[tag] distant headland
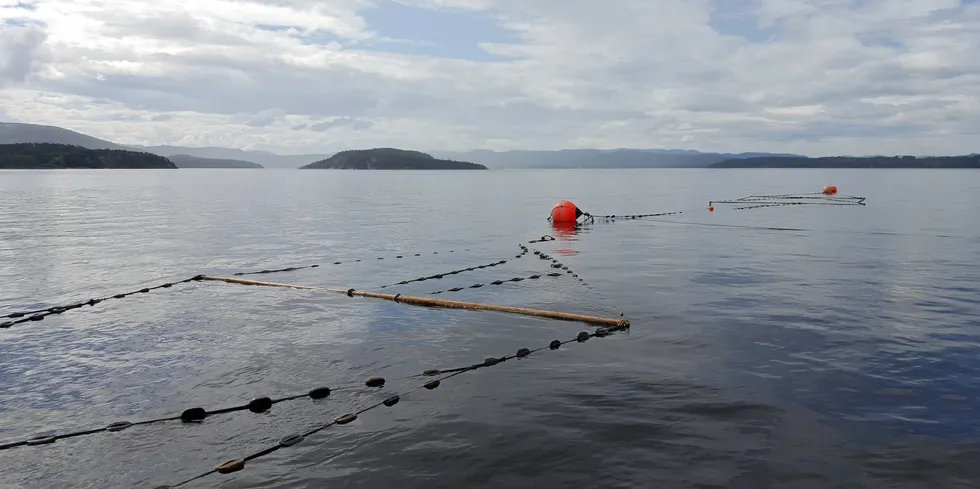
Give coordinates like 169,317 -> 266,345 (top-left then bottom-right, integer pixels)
710,155 -> 980,169
299,148 -> 487,170
0,143 -> 177,169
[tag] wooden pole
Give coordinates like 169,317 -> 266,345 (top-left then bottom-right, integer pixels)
198,276 -> 629,329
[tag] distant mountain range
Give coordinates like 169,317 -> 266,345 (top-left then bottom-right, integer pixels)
710,155 -> 980,168
0,123 -> 266,168
3,121 -> 976,169
426,149 -> 808,169
0,121 -> 805,169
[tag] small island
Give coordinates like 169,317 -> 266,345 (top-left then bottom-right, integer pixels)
0,143 -> 177,169
711,155 -> 980,169
167,154 -> 263,168
299,148 -> 487,170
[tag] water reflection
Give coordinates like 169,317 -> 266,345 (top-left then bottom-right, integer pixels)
549,220 -> 585,256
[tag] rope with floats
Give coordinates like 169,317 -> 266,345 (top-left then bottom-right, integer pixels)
0,381 -> 376,451
157,322 -> 627,488
0,276 -> 204,329
233,246 -> 479,277
708,186 -> 866,212
0,189 -> 873,487
378,258 -> 512,289
1,322 -> 628,487
0,244 -> 598,331
0,232 -> 630,486
1,187 -> 867,331
428,271 -> 565,295
544,186 -> 866,225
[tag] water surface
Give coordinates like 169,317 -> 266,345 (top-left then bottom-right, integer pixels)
1,168 -> 979,488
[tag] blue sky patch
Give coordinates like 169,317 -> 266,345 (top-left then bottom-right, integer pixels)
1,19 -> 29,27
257,24 -> 345,46
708,0 -> 776,43
856,31 -> 906,51
357,0 -> 518,61
256,24 -> 292,32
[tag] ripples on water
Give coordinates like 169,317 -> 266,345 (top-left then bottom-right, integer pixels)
1,169 -> 979,488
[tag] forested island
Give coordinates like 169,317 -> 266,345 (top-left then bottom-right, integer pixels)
299,148 -> 487,170
0,143 -> 177,169
167,154 -> 263,168
711,155 -> 980,168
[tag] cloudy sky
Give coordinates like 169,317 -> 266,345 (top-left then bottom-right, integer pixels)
1,0 -> 978,156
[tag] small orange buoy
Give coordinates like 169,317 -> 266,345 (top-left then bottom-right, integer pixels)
550,200 -> 583,223
822,185 -> 838,195
708,206 -> 714,212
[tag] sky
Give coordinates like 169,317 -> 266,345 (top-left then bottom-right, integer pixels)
0,0 -> 978,156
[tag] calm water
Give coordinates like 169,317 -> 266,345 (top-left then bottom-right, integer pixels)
1,168 -> 979,489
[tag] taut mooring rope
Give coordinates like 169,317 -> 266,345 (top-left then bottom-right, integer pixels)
197,276 -> 629,328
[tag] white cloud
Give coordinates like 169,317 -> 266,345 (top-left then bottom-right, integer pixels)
0,0 -> 978,156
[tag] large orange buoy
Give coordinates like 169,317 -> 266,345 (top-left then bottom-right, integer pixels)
822,185 -> 838,195
550,200 -> 583,223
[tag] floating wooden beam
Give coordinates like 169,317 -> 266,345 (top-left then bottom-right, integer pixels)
198,276 -> 629,329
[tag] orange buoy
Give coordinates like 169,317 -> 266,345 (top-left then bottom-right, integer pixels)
708,206 -> 714,212
550,200 -> 583,223
822,185 -> 838,195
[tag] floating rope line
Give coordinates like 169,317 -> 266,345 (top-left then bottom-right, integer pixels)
429,272 -> 565,295
0,276 -> 203,329
586,211 -> 684,221
0,379 -> 389,452
198,276 -> 629,328
531,249 -> 591,287
158,322 -> 629,488
727,201 -> 863,210
381,244 -> 534,290
528,245 -> 628,320
645,218 -> 809,232
516,244 -> 530,257
709,191 -> 866,211
233,248 -> 476,276
378,258 -> 510,289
